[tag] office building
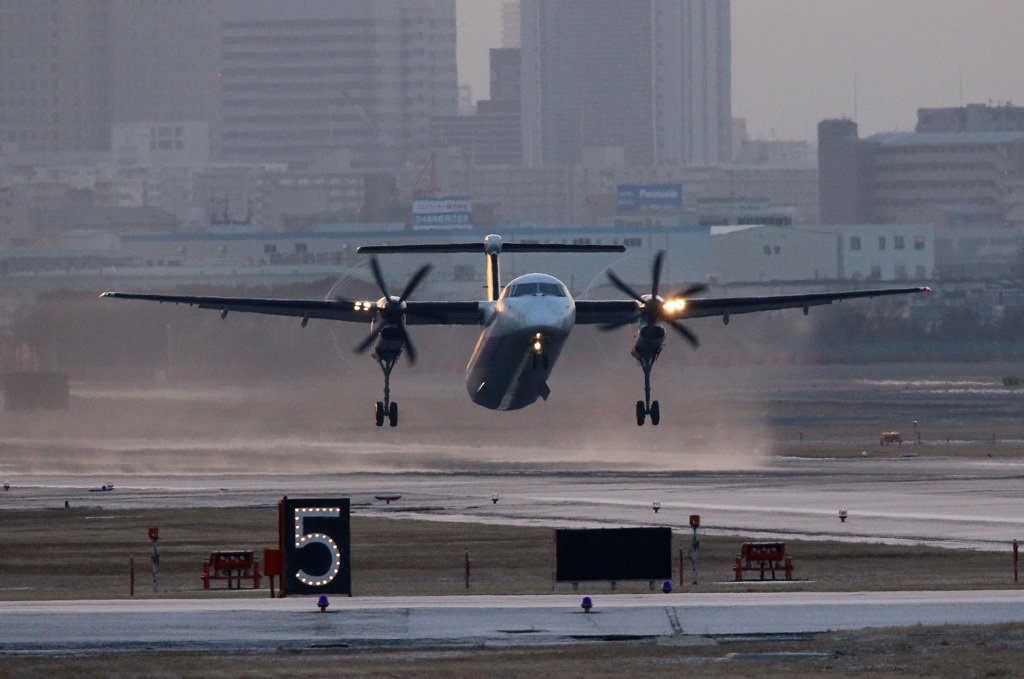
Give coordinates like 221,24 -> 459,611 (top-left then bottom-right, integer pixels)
1,1 -> 457,167
0,0 -> 112,153
216,0 -> 457,167
520,0 -> 731,166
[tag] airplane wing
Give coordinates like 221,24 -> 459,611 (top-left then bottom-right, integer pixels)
99,292 -> 483,325
575,286 -> 929,325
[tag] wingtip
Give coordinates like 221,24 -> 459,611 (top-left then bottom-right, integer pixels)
99,292 -> 111,298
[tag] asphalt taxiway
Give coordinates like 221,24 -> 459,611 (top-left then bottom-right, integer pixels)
4,590 -> 1024,651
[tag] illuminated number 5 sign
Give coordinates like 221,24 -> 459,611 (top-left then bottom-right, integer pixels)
279,498 -> 351,595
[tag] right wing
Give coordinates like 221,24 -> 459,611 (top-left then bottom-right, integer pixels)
575,286 -> 929,325
100,292 -> 483,325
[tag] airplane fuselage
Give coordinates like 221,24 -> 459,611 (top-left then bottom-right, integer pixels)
466,273 -> 575,410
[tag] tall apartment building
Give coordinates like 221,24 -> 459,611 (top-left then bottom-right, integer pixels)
501,1 -> 521,48
110,1 -> 221,154
2,0 -> 457,167
520,0 -> 731,167
0,0 -> 112,153
217,0 -> 456,167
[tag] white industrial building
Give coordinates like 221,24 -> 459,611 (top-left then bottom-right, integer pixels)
3,222 -> 936,302
710,224 -> 935,284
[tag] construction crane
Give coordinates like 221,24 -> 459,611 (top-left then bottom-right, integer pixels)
411,152 -> 441,199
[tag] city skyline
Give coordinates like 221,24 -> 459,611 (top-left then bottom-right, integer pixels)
457,0 -> 1024,143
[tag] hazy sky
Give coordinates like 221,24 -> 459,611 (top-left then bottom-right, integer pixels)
457,0 -> 1024,142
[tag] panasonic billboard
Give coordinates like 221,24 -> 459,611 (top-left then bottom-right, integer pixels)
617,184 -> 683,212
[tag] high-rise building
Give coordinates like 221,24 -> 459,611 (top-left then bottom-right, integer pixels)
216,0 -> 457,167
435,49 -> 521,166
520,0 -> 731,167
110,1 -> 221,154
501,1 -> 521,48
1,0 -> 457,167
0,0 -> 113,153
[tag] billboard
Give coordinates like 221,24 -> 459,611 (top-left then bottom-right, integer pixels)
279,497 -> 351,595
555,527 -> 672,582
413,197 -> 473,229
617,184 -> 683,212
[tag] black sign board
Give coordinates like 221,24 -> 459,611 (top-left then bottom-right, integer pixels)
279,497 -> 351,595
556,527 -> 672,582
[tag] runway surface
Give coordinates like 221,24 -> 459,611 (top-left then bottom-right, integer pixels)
4,590 -> 1024,651
5,455 -> 1024,551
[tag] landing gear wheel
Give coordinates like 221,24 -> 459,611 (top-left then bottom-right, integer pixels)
635,400 -> 646,426
375,401 -> 385,427
388,401 -> 398,427
541,354 -> 549,370
650,400 -> 660,426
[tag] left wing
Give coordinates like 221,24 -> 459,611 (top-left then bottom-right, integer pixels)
99,292 -> 483,325
575,286 -> 929,325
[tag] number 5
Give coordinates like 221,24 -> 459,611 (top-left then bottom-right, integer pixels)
293,507 -> 341,587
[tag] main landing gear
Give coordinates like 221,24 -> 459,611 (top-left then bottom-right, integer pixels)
374,401 -> 397,427
634,340 -> 661,427
635,400 -> 660,426
374,352 -> 399,427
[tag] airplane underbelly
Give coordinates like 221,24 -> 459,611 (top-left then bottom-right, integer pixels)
466,327 -> 568,411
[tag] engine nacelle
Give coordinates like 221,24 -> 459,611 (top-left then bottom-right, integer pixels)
632,323 -> 666,361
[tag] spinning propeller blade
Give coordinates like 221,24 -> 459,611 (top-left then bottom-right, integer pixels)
354,257 -> 431,363
601,251 -> 705,346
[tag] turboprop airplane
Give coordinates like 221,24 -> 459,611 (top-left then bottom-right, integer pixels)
101,234 -> 928,427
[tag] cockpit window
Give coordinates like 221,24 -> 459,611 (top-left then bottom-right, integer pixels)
507,282 -> 566,298
537,282 -> 566,297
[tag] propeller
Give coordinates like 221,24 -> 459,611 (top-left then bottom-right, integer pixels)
353,257 -> 433,363
601,251 -> 707,347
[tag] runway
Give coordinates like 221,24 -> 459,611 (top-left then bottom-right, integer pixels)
5,454 -> 1024,551
4,591 -> 1024,651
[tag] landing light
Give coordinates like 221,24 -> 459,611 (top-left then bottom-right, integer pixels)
533,341 -> 542,351
663,299 -> 685,312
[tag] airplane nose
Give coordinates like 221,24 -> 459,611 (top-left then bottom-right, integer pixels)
524,305 -> 563,330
